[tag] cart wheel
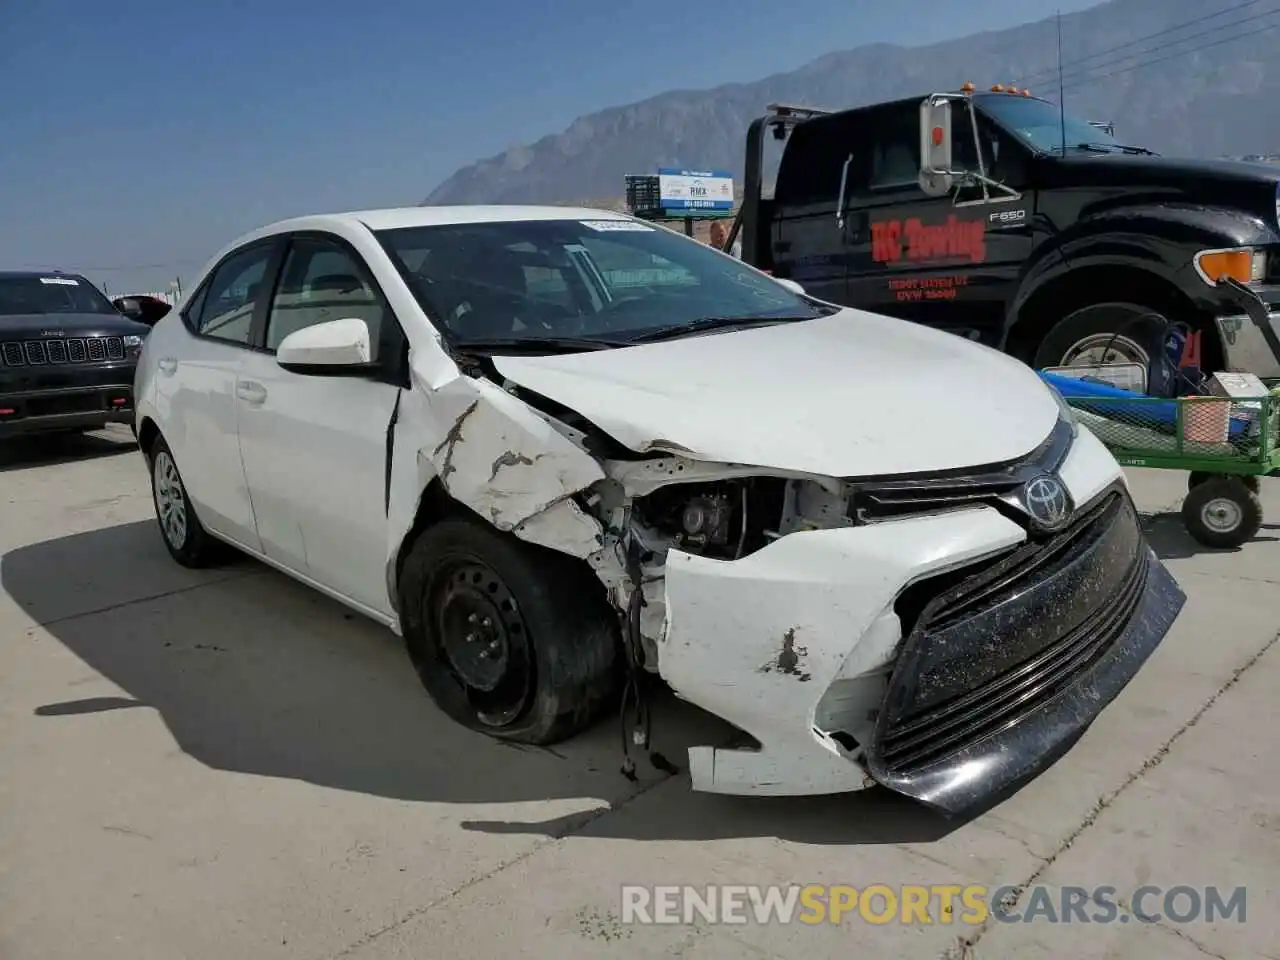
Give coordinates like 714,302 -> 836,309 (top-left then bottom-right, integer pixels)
1189,471 -> 1260,494
1182,477 -> 1264,549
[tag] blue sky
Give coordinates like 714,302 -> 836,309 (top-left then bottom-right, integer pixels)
0,0 -> 1099,295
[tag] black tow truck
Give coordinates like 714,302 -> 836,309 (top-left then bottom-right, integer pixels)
0,271 -> 150,438
728,84 -> 1280,379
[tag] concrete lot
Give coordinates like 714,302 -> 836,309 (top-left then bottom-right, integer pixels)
1,426 -> 1277,960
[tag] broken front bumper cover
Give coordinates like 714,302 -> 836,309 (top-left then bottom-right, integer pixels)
659,482 -> 1185,815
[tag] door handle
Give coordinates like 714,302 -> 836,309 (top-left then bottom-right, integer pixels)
236,381 -> 268,405
158,357 -> 177,375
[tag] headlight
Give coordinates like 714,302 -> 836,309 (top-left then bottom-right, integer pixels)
123,335 -> 144,348
1045,379 -> 1079,437
1194,246 -> 1267,285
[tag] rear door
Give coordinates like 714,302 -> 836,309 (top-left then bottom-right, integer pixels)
154,239 -> 284,550
841,101 -> 1036,345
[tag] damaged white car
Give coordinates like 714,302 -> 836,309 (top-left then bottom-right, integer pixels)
134,205 -> 1186,814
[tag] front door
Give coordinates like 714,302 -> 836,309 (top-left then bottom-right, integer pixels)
842,102 -> 1036,346
234,233 -> 404,617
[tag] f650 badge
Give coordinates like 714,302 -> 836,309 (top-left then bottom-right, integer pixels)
988,208 -> 1027,227
871,215 -> 986,265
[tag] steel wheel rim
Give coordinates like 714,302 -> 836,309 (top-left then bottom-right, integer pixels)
428,555 -> 534,728
1201,497 -> 1243,533
1060,332 -> 1151,369
153,451 -> 189,550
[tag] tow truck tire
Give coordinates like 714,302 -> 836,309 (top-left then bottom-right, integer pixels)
1032,302 -> 1168,372
398,515 -> 621,745
1189,471 -> 1259,494
1181,476 -> 1263,550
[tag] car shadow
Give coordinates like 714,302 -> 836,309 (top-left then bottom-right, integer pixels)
0,427 -> 135,472
1,519 -> 967,846
1140,511 -> 1280,559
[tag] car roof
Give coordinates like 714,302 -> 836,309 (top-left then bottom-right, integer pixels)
259,204 -> 633,236
0,270 -> 89,281
193,205 -> 642,294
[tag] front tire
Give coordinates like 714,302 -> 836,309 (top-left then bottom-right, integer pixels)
147,436 -> 224,567
398,515 -> 621,744
1032,302 -> 1169,374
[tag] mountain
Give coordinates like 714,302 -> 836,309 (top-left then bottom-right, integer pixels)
424,0 -> 1280,205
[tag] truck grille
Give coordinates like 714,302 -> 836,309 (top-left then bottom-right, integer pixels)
875,490 -> 1146,774
1,337 -> 125,367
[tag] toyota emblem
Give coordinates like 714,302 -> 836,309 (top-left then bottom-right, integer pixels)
1022,474 -> 1073,532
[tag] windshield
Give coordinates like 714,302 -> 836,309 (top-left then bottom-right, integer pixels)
0,275 -> 117,316
375,218 -> 830,348
977,95 -> 1137,155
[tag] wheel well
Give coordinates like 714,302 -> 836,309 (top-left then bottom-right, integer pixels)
1009,265 -> 1222,369
392,478 -> 464,603
137,417 -> 160,459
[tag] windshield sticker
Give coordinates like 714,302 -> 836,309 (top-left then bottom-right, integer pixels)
579,220 -> 654,232
39,277 -> 80,285
871,214 -> 986,265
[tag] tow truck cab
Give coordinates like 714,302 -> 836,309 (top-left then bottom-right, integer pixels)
734,86 -> 1280,378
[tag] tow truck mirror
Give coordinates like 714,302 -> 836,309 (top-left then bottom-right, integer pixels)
919,96 -> 954,198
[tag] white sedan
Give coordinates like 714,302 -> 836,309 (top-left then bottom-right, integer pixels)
134,205 -> 1185,813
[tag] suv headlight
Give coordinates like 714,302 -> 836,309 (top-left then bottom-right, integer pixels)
1194,246 -> 1267,285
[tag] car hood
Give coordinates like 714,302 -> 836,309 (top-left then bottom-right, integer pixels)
0,312 -> 151,339
490,309 -> 1060,478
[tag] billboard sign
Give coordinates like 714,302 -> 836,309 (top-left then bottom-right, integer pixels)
657,168 -> 734,211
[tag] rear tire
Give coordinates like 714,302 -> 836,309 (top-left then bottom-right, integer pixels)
398,515 -> 621,744
147,436 -> 226,568
1032,302 -> 1169,375
1182,476 -> 1263,550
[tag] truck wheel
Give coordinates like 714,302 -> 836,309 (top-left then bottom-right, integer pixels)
397,515 -> 621,745
1033,302 -> 1168,372
1182,476 -> 1263,549
1189,471 -> 1259,494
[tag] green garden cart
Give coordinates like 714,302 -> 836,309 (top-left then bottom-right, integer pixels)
1062,392 -> 1280,549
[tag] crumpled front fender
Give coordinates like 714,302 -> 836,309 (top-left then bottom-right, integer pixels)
659,507 -> 1027,796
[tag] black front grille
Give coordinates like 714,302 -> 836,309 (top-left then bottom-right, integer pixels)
0,336 -> 125,367
849,418 -> 1074,524
876,491 -> 1146,774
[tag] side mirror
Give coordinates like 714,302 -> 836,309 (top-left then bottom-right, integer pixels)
277,317 -> 376,375
918,96 -> 955,198
774,277 -> 806,295
116,297 -> 144,319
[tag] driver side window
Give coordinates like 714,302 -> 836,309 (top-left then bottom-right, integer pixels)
264,238 -> 387,358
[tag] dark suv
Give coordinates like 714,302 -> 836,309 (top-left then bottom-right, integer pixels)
0,271 -> 151,438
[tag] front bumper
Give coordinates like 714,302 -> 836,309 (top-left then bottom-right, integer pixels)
1212,279 -> 1280,377
657,433 -> 1185,813
0,364 -> 136,437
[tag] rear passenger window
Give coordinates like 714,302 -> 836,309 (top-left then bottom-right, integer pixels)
192,244 -> 273,346
265,238 -> 387,357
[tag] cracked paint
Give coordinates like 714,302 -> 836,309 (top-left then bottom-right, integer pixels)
758,627 -> 811,681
